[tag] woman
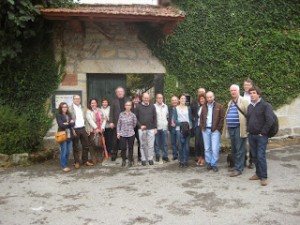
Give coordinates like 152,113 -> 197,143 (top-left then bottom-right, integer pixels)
174,94 -> 193,168
56,102 -> 75,172
101,98 -> 112,156
86,98 -> 106,165
194,93 -> 206,166
117,101 -> 137,167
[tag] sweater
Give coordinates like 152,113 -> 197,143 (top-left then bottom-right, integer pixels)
247,98 -> 274,136
135,103 -> 157,130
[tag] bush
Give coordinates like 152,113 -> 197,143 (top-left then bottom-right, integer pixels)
0,31 -> 62,155
0,106 -> 34,154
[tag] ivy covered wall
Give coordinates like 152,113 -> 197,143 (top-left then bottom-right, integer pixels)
146,0 -> 300,108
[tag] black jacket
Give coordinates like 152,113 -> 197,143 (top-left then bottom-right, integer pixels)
247,99 -> 274,136
109,97 -> 128,125
56,113 -> 75,138
168,106 -> 176,131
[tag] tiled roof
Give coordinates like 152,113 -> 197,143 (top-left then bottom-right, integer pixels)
41,5 -> 185,21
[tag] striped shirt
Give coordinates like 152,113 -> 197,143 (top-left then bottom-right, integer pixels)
226,102 -> 240,127
117,111 -> 137,137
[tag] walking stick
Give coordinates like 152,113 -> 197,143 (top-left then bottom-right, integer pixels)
102,135 -> 109,159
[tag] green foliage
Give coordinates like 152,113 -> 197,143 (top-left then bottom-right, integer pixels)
0,106 -> 35,154
0,0 -> 39,63
145,0 -> 300,108
0,37 -> 62,154
0,0 -> 73,154
0,0 -> 77,64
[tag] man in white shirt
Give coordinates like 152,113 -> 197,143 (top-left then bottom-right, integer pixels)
69,95 -> 93,168
154,93 -> 169,162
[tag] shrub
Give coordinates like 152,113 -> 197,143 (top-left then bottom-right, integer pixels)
0,106 -> 34,154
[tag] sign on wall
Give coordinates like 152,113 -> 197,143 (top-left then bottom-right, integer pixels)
52,91 -> 82,112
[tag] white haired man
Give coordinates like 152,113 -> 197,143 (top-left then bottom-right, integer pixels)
224,85 -> 249,177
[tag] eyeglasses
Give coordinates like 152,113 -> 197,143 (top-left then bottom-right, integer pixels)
125,105 -> 132,106
62,106 -> 68,108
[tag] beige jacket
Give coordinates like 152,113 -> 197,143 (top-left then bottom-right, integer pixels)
86,108 -> 106,134
223,96 -> 249,138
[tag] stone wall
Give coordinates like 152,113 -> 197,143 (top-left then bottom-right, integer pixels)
53,21 -> 165,106
275,96 -> 300,137
45,21 -> 165,140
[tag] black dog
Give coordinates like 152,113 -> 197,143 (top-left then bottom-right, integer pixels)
227,153 -> 248,168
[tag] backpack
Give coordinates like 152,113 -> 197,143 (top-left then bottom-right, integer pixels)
264,102 -> 279,138
268,112 -> 279,138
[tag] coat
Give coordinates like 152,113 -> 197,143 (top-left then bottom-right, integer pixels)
86,108 -> 106,134
200,101 -> 225,133
223,96 -> 249,138
109,97 -> 129,125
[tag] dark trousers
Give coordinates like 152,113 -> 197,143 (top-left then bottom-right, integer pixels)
111,128 -> 120,157
88,132 -> 104,163
135,127 -> 141,160
194,126 -> 205,159
249,134 -> 268,179
104,128 -> 113,154
120,135 -> 135,162
73,127 -> 90,164
228,126 -> 246,173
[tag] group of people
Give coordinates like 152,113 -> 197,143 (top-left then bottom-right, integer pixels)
56,79 -> 274,186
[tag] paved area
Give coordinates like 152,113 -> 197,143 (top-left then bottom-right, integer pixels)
0,140 -> 300,225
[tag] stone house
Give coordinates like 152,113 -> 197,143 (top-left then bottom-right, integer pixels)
41,0 -> 184,108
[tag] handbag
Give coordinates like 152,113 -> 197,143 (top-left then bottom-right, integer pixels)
55,131 -> 67,143
93,132 -> 103,148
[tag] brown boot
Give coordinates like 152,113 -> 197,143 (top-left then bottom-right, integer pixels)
249,174 -> 260,180
63,167 -> 71,172
261,179 -> 268,186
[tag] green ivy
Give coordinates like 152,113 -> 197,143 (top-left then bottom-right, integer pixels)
145,0 -> 300,108
0,0 -> 73,154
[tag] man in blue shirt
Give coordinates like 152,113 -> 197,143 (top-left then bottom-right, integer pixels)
224,85 -> 249,177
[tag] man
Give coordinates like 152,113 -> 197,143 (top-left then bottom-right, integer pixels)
241,78 -> 254,169
135,93 -> 157,166
242,78 -> 253,103
132,94 -> 141,161
247,86 -> 274,186
109,86 -> 128,161
168,96 -> 179,160
69,95 -> 94,168
224,85 -> 249,177
200,91 -> 225,172
154,93 -> 169,162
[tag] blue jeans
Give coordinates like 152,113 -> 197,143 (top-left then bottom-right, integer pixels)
228,126 -> 246,173
248,134 -> 268,179
59,139 -> 72,169
203,128 -> 221,167
177,131 -> 190,164
194,126 -> 205,158
155,129 -> 168,158
170,127 -> 179,158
